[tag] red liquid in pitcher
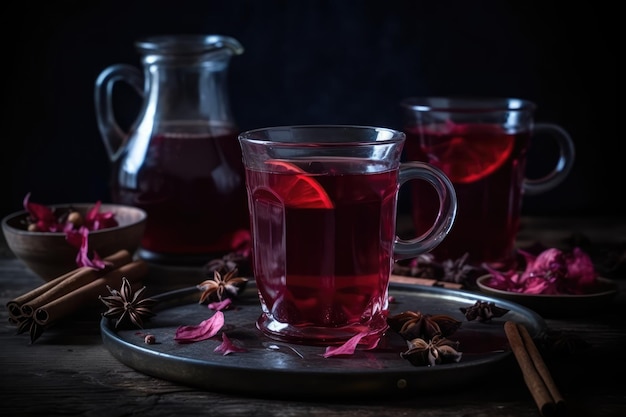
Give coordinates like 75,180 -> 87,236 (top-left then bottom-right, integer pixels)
112,128 -> 249,259
246,159 -> 397,341
404,124 -> 531,267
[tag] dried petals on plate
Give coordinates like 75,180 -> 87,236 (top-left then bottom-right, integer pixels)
214,333 -> 247,355
174,311 -> 225,343
460,301 -> 510,322
323,315 -> 388,358
483,247 -> 600,295
208,298 -> 233,311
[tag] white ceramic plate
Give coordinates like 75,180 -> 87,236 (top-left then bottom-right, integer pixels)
476,275 -> 619,317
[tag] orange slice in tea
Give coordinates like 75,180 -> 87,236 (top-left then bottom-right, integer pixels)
265,160 -> 334,208
430,126 -> 514,184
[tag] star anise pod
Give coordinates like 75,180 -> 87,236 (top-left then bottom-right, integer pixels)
441,252 -> 479,284
15,316 -> 45,344
460,301 -> 510,322
204,251 -> 251,276
99,277 -> 158,329
400,335 -> 463,367
197,268 -> 249,303
392,253 -> 440,279
387,311 -> 462,341
541,329 -> 592,357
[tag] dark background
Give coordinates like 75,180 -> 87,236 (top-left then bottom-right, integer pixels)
2,0 -> 621,220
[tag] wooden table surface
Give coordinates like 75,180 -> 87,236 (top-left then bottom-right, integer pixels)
1,216 -> 625,417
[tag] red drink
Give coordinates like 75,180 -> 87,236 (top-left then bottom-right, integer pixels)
404,124 -> 531,267
112,127 -> 249,261
246,159 -> 397,344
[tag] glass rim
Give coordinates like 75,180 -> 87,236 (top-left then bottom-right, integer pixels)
238,125 -> 406,146
135,34 -> 244,55
400,97 -> 537,113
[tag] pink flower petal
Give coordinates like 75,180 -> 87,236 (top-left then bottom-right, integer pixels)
488,246 -> 599,295
174,311 -> 225,343
85,201 -> 118,230
230,228 -> 251,256
323,316 -> 388,358
87,251 -> 107,269
208,298 -> 232,311
22,194 -> 117,271
23,192 -> 59,231
523,276 -> 555,294
64,226 -> 106,270
323,333 -> 365,357
567,247 -> 597,286
214,333 -> 247,355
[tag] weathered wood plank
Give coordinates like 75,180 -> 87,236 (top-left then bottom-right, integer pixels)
1,217 -> 625,417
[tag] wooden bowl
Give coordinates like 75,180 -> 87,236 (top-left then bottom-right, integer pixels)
2,203 -> 147,281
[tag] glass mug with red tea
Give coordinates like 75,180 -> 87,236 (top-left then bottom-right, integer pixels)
239,125 -> 457,345
94,35 -> 249,264
400,97 -> 575,268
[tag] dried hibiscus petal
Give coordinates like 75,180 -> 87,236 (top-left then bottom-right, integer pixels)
85,200 -> 118,230
208,298 -> 233,311
174,311 -> 225,343
323,315 -> 388,358
66,227 -> 108,269
484,246 -> 600,295
214,333 -> 247,355
23,193 -> 60,232
21,193 -> 118,270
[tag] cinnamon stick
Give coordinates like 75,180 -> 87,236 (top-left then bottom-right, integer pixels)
518,323 -> 566,408
33,259 -> 148,327
13,250 -> 132,318
390,274 -> 462,290
504,321 -> 566,417
6,269 -> 77,319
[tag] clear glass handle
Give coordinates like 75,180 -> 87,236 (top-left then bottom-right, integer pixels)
394,162 -> 457,260
523,123 -> 576,195
94,64 -> 143,162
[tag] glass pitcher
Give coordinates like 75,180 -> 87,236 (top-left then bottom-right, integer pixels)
94,35 -> 249,265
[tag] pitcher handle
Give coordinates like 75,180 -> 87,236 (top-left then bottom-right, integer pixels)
94,64 -> 144,162
523,123 -> 576,195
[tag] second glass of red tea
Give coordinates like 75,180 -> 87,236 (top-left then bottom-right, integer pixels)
239,125 -> 457,345
401,97 -> 575,268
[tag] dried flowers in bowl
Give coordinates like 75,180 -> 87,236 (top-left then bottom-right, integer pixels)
476,247 -> 618,316
1,193 -> 147,281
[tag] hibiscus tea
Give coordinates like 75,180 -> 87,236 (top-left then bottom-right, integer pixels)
245,159 -> 398,344
404,123 -> 531,267
111,128 -> 249,262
